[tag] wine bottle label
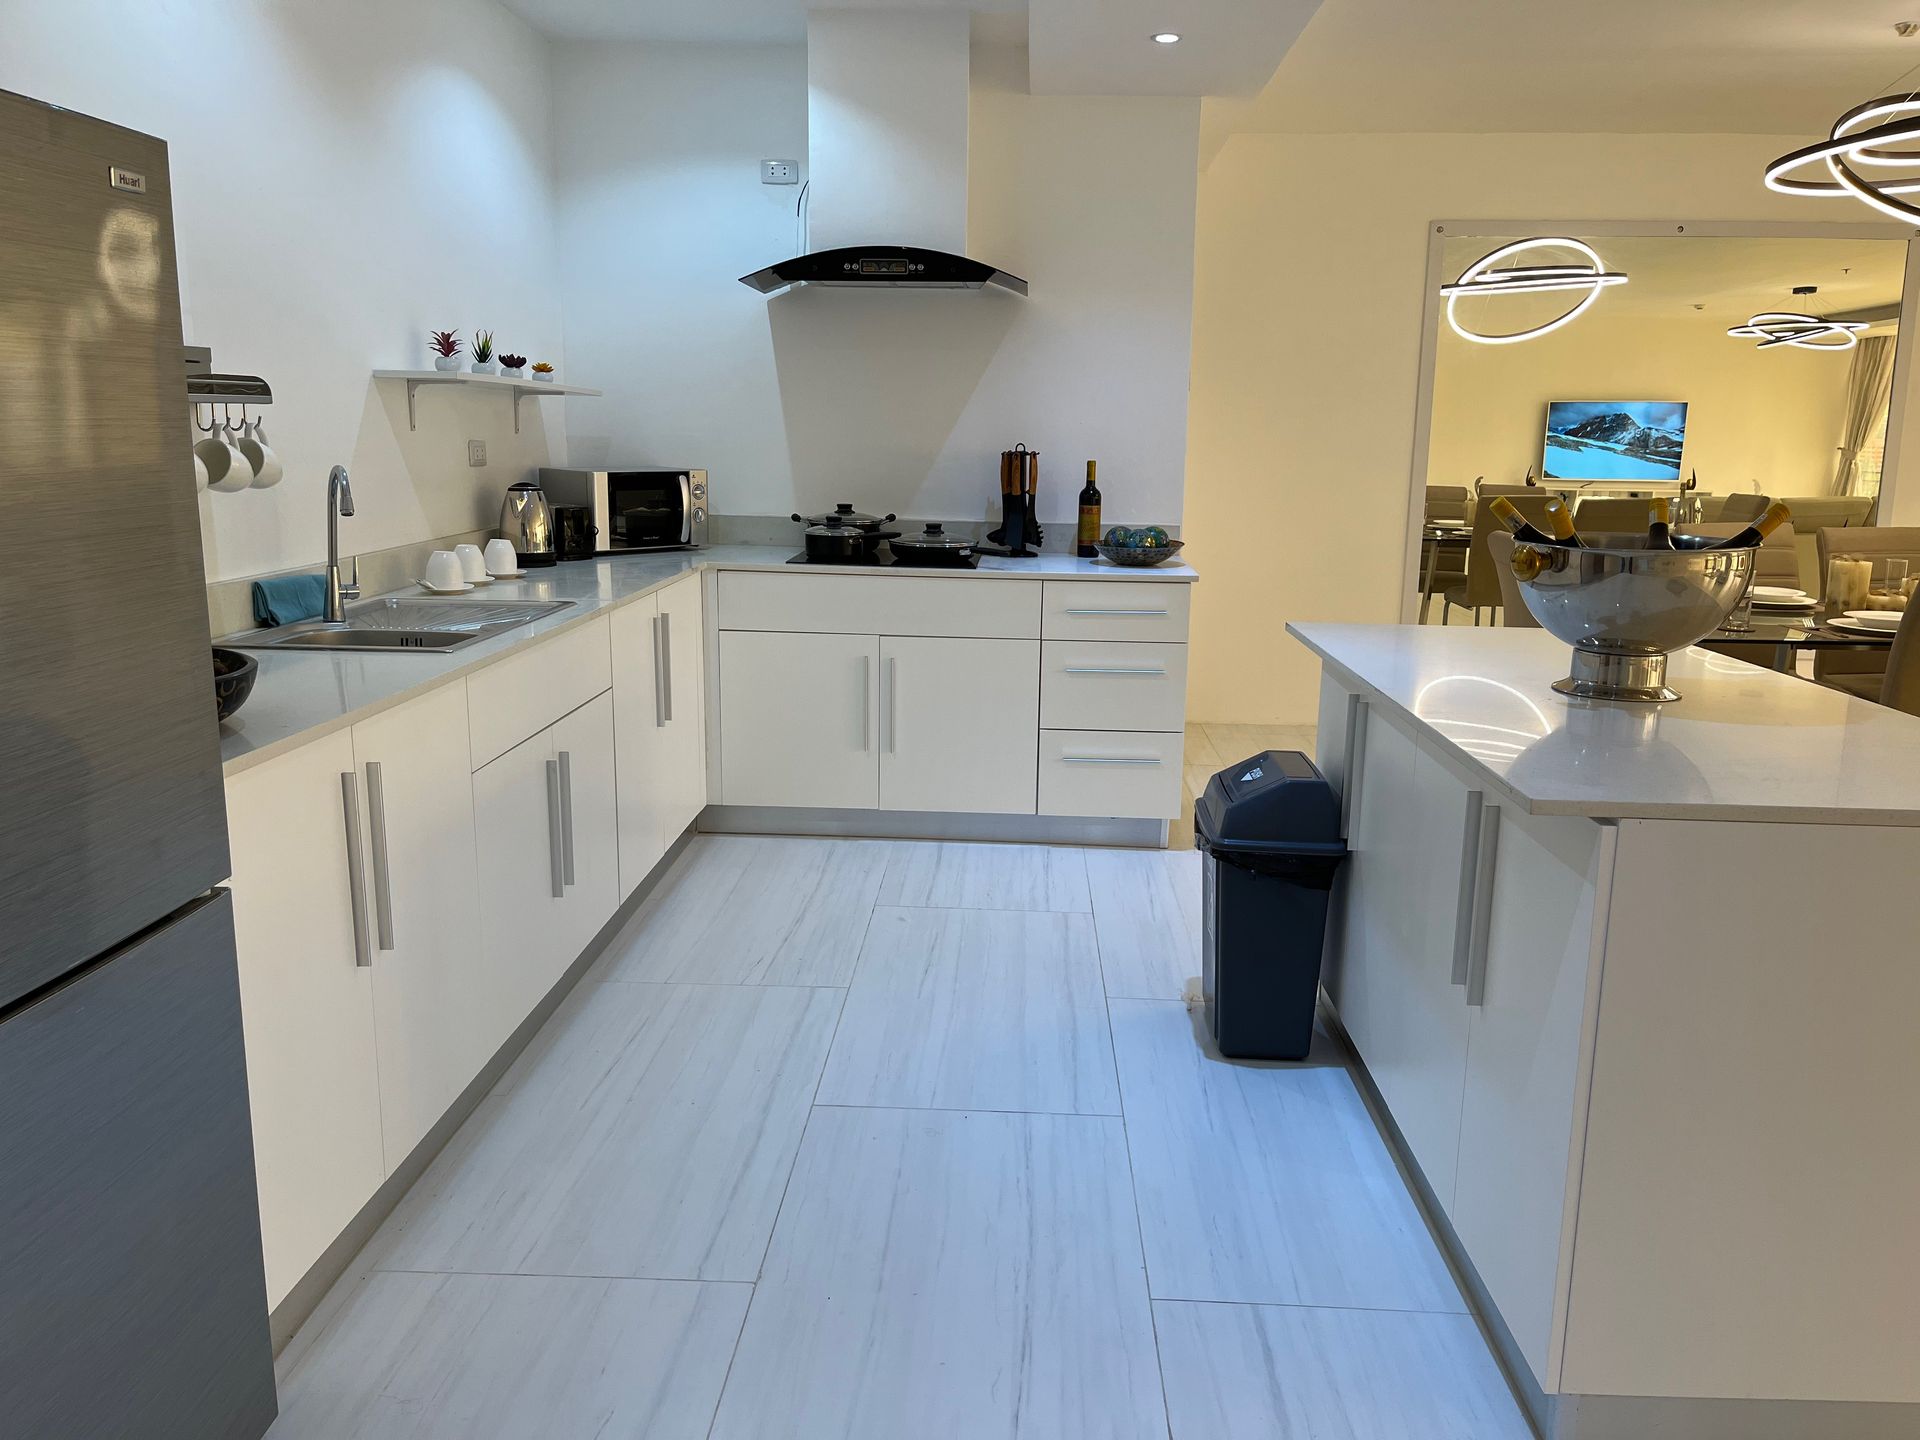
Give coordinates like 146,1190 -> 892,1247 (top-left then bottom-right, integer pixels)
1078,505 -> 1101,546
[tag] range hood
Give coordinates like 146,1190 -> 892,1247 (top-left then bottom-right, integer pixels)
739,12 -> 1026,299
741,245 -> 1026,296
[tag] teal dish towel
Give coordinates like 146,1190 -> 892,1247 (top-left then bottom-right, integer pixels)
251,573 -> 328,627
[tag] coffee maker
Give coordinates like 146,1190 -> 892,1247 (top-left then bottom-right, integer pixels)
499,480 -> 557,567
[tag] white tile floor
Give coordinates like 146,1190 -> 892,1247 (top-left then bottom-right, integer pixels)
269,831 -> 1533,1440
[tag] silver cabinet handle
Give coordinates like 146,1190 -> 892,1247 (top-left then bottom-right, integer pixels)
1063,665 -> 1166,675
885,656 -> 898,754
1064,607 -> 1169,616
339,772 -> 372,968
859,654 -> 871,752
1464,801 -> 1501,1008
651,615 -> 666,728
558,750 -> 576,886
661,612 -> 674,723
364,761 -> 396,953
1061,755 -> 1161,765
545,759 -> 565,899
1450,789 -> 1483,987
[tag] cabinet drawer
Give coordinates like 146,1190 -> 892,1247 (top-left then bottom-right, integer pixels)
718,571 -> 1039,639
1040,641 -> 1188,732
1042,581 -> 1190,642
467,615 -> 612,769
1038,730 -> 1184,819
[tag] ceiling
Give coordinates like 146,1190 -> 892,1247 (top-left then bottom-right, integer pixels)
1224,0 -> 1920,135
499,0 -> 1323,96
1439,235 -> 1908,332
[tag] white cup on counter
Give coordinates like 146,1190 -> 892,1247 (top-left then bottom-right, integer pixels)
454,543 -> 488,583
483,537 -> 520,576
422,550 -> 466,592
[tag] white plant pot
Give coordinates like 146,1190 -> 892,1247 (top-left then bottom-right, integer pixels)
432,354 -> 460,372
500,366 -> 525,379
471,360 -> 497,375
532,371 -> 554,383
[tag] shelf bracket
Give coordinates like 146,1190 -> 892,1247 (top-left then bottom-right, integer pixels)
513,389 -> 524,435
405,379 -> 420,432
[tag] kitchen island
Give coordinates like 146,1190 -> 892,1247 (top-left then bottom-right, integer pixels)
1292,623 -> 1920,1440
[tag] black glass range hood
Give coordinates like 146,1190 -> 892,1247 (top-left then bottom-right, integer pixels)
740,245 -> 1027,297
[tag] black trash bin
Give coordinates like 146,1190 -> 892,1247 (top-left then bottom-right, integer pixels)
1194,750 -> 1347,1061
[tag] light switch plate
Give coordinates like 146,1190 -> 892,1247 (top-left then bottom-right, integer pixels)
761,158 -> 799,186
468,439 -> 487,467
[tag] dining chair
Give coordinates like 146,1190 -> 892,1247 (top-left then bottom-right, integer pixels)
1812,526 -> 1920,699
1571,496 -> 1659,537
1878,602 -> 1920,716
1715,492 -> 1770,524
1485,532 -> 1541,628
1425,485 -> 1470,524
1475,482 -> 1539,499
1440,493 -> 1554,623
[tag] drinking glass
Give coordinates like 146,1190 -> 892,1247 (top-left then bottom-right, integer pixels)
1721,565 -> 1757,633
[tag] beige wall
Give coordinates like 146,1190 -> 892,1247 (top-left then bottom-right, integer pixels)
1183,131 -> 1877,724
1428,311 -> 1854,499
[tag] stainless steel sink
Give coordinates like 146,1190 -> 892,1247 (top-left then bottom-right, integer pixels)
228,597 -> 576,654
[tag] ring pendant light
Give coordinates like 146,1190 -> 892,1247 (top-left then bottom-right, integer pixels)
1763,93 -> 1920,224
1438,237 -> 1629,345
1726,311 -> 1870,351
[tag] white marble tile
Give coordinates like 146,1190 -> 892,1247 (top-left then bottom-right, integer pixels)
1153,1300 -> 1531,1440
597,835 -> 891,987
816,907 -> 1118,1115
1110,999 -> 1461,1311
709,1107 -> 1168,1440
877,841 -> 1091,912
1086,849 -> 1201,1000
375,983 -> 842,1282
269,1270 -> 750,1439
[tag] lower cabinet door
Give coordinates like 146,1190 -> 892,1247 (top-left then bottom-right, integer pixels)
1451,803 -> 1607,1389
658,572 -> 708,838
718,629 -> 879,809
351,683 -> 489,1165
553,691 -> 620,960
610,595 -> 668,895
473,727 -> 568,1032
225,729 -> 385,1310
880,636 -> 1039,814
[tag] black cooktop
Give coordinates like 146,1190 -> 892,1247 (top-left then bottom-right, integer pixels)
786,550 -> 980,570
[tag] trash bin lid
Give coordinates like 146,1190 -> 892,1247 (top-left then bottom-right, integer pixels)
1195,750 -> 1344,858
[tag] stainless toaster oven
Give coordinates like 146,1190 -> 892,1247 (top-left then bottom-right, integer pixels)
538,468 -> 708,552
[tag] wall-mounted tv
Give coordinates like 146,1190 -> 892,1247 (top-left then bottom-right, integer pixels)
1543,401 -> 1687,480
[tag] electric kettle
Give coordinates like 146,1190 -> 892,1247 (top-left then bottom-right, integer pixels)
499,480 -> 557,567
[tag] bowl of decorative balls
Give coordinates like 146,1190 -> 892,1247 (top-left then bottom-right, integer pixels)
1093,525 -> 1185,567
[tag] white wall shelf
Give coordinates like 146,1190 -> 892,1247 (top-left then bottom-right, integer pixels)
371,370 -> 602,434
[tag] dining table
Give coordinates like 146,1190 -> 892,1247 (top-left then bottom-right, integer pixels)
1703,606 -> 1898,672
1417,523 -> 1472,623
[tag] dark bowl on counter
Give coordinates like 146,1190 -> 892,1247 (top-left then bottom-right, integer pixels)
213,647 -> 258,722
1094,538 -> 1185,568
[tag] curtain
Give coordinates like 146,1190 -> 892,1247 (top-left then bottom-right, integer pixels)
1833,334 -> 1896,495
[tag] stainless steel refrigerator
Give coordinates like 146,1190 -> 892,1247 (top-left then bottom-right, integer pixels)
0,89 -> 277,1437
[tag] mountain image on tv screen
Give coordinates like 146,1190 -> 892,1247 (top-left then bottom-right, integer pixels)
1543,401 -> 1687,480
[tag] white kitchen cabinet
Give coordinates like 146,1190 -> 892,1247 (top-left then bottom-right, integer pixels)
224,729 -> 385,1311
473,727 -> 567,1026
879,636 -> 1038,814
610,593 -> 667,893
350,685 -> 491,1165
1330,706 -> 1475,1210
657,573 -> 707,838
552,691 -> 620,959
1449,801 -> 1607,1390
718,629 -> 879,809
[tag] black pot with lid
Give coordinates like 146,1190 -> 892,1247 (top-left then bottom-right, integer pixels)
791,504 -> 900,564
793,503 -> 898,532
889,522 -> 977,567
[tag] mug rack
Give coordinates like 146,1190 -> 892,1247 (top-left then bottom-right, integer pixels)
184,345 -> 273,406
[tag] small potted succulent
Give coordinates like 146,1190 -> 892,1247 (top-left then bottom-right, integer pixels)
470,329 -> 497,375
498,352 -> 528,379
530,360 -> 555,383
429,329 -> 463,372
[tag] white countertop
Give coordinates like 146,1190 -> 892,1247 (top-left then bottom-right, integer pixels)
1289,622 -> 1920,826
219,544 -> 1196,776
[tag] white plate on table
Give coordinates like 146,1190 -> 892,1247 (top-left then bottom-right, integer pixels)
1841,610 -> 1904,631
1753,585 -> 1810,600
1826,617 -> 1899,638
416,579 -> 474,595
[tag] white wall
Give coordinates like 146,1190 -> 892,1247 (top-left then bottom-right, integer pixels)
553,42 -> 1200,530
1427,312 -> 1855,498
1183,131 -> 1896,723
0,0 -> 564,584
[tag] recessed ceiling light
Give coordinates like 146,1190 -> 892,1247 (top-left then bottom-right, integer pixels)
1151,32 -> 1181,45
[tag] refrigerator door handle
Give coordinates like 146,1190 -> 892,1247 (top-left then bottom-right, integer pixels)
339,772 -> 372,967
364,761 -> 396,952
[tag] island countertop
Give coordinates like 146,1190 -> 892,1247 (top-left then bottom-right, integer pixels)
1289,622 -> 1920,826
218,544 -> 1197,776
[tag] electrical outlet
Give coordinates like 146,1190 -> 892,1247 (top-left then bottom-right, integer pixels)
761,158 -> 799,186
468,439 -> 487,468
